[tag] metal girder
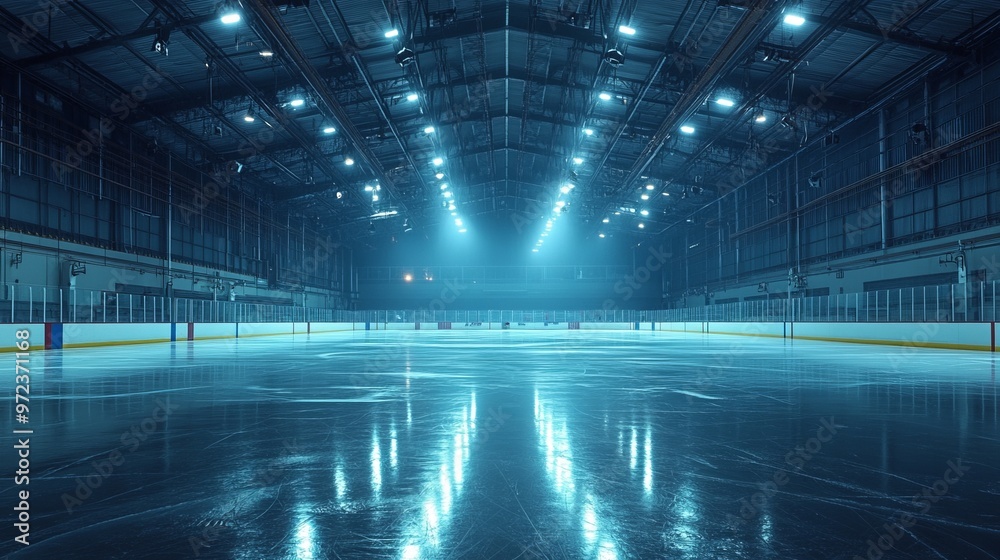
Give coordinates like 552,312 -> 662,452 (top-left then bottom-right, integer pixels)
813,14 -> 965,54
595,0 -> 785,224
15,12 -> 218,67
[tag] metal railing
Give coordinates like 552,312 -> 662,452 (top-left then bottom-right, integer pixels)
0,281 -> 992,324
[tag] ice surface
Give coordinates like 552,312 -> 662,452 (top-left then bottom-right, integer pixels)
2,330 -> 997,559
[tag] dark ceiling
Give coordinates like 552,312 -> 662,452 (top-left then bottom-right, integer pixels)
1,0 -> 997,251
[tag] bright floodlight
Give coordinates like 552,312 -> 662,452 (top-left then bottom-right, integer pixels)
406,93 -> 419,102
290,98 -> 305,107
404,273 -> 413,282
640,209 -> 649,216
584,128 -> 594,136
372,194 -> 379,201
638,223 -> 645,229
716,98 -> 735,107
599,233 -> 606,238
573,157 -> 583,165
424,126 -> 435,134
599,92 -> 612,101
555,200 -> 566,209
618,25 -> 636,35
602,217 -> 610,223
645,184 -> 655,190
443,191 -> 452,198
448,204 -> 456,211
344,156 -> 355,166
259,50 -> 274,57
385,29 -> 400,38
432,157 -> 444,166
220,10 -> 241,25
680,125 -> 695,134
532,248 -> 539,252
458,228 -> 467,233
784,14 -> 805,26
560,185 -> 571,194
641,194 -> 649,200
364,185 -> 374,192
755,113 -> 767,123
435,172 -> 445,179
440,183 -> 448,190
455,218 -> 463,226
323,126 -> 336,134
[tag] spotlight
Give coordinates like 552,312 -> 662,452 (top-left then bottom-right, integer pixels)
783,14 -> 805,26
406,93 -> 419,102
573,157 -> 583,164
151,23 -> 170,56
604,49 -> 625,67
323,126 -> 336,134
432,157 -> 444,166
395,47 -> 416,66
289,98 -> 305,107
344,155 -> 355,166
435,172 -> 445,180
754,112 -> 767,123
715,97 -> 735,107
618,25 -> 636,35
599,92 -> 612,101
680,125 -> 695,134
218,2 -> 241,24
259,49 -> 274,58
584,128 -> 595,136
243,107 -> 256,122
424,126 -> 435,134
384,29 -> 400,38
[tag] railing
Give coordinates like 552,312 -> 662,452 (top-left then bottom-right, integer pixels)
1,281 -> 993,324
0,284 -> 337,324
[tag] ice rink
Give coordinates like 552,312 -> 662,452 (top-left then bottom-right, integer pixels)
3,330 -> 998,559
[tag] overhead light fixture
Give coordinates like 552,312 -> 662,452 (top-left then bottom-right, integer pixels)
715,98 -> 735,107
638,223 -> 645,229
435,172 -> 445,180
458,228 -> 467,233
762,47 -> 793,63
432,157 -> 444,166
662,192 -> 670,196
424,126 -> 435,134
573,157 -> 583,165
151,23 -> 170,56
618,24 -> 636,35
604,49 -> 625,67
259,49 -> 274,58
680,125 -> 695,134
448,204 -> 456,211
385,29 -> 400,38
454,218 -> 463,226
364,185 -> 374,192
443,191 -> 452,198
640,209 -> 649,216
640,194 -> 649,200
243,107 -> 256,122
645,184 -> 655,190
599,92 -> 612,101
584,128 -> 594,136
372,194 -> 379,201
602,217 -> 610,223
344,155 -> 355,166
599,233 -> 606,238
218,2 -> 241,24
754,112 -> 767,123
289,98 -> 305,107
323,126 -> 337,134
395,47 -> 416,66
560,185 -> 571,194
440,183 -> 448,190
783,14 -> 806,26
406,93 -> 419,102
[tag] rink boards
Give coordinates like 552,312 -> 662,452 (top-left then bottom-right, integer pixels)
0,320 -> 992,352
